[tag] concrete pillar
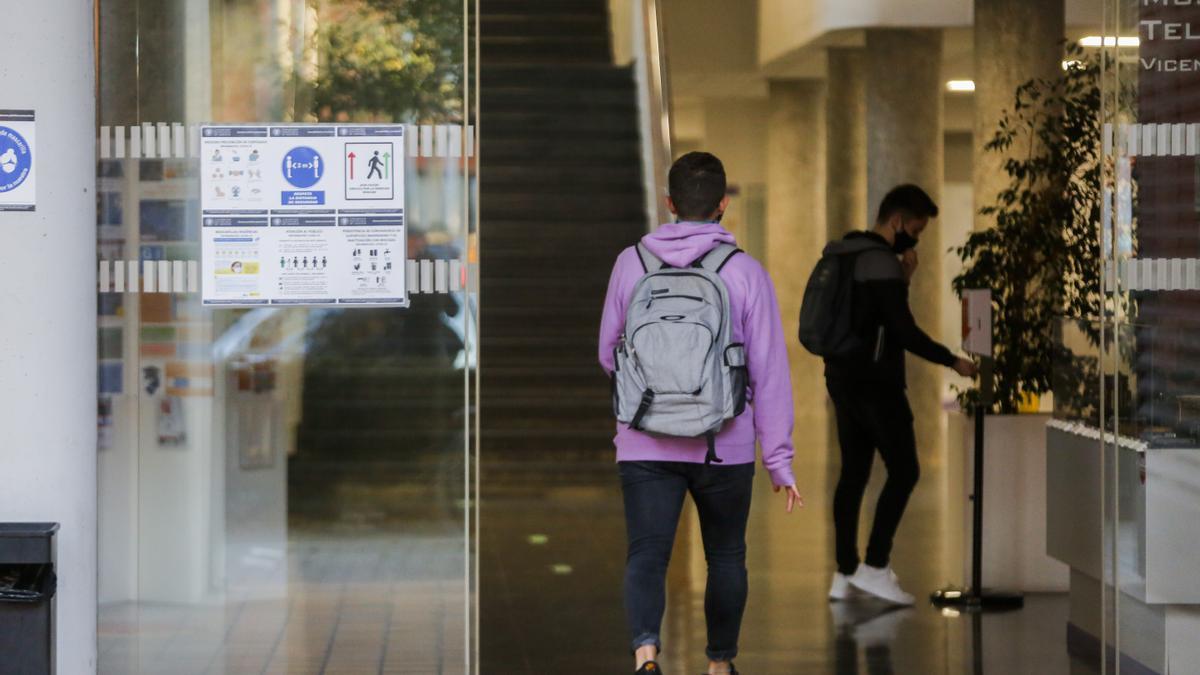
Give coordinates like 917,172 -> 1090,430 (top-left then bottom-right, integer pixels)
764,78 -> 828,643
0,1 -> 97,672
973,0 -> 1064,232
865,29 -> 946,503
765,79 -> 827,486
825,48 -> 867,240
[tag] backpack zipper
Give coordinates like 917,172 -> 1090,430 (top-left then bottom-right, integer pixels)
645,293 -> 704,308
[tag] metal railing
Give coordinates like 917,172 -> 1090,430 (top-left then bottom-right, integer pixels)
632,0 -> 674,229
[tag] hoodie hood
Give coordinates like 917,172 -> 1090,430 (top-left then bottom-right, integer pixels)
822,230 -> 891,257
641,221 -> 737,268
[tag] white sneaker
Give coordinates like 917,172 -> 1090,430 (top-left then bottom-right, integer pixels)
848,564 -> 915,606
828,572 -> 854,601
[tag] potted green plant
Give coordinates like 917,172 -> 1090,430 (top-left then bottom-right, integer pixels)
953,44 -> 1104,414
945,44 -> 1107,593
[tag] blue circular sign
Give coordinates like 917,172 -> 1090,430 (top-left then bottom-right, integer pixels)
0,126 -> 32,194
282,146 -> 323,189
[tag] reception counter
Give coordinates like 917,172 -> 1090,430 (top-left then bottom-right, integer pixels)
1046,421 -> 1200,673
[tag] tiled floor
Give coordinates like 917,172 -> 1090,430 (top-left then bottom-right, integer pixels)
98,531 -> 467,675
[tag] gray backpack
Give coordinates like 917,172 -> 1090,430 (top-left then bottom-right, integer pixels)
612,242 -> 748,464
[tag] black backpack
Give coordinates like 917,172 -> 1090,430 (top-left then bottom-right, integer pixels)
798,244 -> 870,357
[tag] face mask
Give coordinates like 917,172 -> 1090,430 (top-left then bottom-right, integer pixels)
892,226 -> 918,253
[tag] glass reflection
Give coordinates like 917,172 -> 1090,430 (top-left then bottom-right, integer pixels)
95,0 -> 473,672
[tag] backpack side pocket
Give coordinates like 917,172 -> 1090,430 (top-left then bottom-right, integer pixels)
724,343 -> 748,417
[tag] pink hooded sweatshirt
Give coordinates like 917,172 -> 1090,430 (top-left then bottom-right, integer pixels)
598,222 -> 797,488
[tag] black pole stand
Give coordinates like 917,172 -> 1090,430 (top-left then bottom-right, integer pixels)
931,357 -> 1024,612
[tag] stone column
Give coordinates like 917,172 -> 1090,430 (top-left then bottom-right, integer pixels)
974,0 -> 1064,232
0,1 -> 97,672
865,29 -> 946,499
826,47 -> 868,240
764,79 -> 828,639
765,78 -> 827,486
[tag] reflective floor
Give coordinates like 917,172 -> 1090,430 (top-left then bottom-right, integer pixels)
98,526 -> 467,674
94,426 -> 1103,674
481,443 -> 1100,674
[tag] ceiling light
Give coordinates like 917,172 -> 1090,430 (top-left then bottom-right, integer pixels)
946,80 -> 976,93
1080,36 -> 1140,47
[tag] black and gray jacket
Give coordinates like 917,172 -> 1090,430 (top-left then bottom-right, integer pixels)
822,231 -> 956,389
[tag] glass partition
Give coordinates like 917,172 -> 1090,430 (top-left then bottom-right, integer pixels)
95,1 -> 478,672
1094,0 -> 1200,669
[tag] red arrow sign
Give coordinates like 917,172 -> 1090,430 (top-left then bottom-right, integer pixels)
347,152 -> 356,179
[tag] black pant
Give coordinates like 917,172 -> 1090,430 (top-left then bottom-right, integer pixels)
827,379 -> 920,575
619,460 -> 754,661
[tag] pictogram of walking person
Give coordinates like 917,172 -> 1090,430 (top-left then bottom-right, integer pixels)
367,151 -> 384,179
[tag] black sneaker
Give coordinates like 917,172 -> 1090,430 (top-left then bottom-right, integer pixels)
636,661 -> 662,674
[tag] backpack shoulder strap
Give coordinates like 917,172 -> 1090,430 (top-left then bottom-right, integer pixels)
697,243 -> 742,274
853,247 -> 903,282
636,243 -> 667,272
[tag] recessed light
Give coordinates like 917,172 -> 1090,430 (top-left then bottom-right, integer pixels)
946,80 -> 976,93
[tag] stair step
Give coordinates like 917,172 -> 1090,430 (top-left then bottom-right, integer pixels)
480,267 -> 613,281
483,38 -> 610,64
480,0 -> 608,15
481,218 -> 642,236
482,88 -> 636,109
481,166 -> 642,190
485,111 -> 638,133
481,387 -> 609,402
480,195 -> 643,221
481,65 -> 635,88
483,141 -> 641,162
480,428 -> 614,453
481,15 -> 609,38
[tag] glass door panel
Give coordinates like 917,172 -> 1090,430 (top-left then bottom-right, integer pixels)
1096,0 -> 1200,672
95,1 -> 478,672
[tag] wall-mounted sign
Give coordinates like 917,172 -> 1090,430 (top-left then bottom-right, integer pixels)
199,124 -> 407,307
0,110 -> 35,212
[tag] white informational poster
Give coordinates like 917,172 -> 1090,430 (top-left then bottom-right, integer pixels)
199,124 -> 407,306
0,110 -> 36,212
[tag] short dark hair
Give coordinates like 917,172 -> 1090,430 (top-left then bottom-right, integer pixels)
668,152 -> 726,220
876,184 -> 939,224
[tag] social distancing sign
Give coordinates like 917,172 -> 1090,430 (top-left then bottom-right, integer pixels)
0,110 -> 35,212
199,124 -> 406,307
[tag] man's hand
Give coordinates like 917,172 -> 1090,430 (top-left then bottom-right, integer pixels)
773,484 -> 805,513
952,357 -> 979,378
900,249 -> 918,281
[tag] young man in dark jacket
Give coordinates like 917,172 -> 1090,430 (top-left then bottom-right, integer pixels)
824,184 -> 977,605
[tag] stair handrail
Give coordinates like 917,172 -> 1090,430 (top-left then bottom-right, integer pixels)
633,0 -> 674,229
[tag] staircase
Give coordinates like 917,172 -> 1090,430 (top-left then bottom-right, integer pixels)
480,0 -> 649,461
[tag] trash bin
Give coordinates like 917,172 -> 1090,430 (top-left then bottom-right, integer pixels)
0,523 -> 58,675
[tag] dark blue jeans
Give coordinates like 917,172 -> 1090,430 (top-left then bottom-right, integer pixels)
619,460 -> 755,662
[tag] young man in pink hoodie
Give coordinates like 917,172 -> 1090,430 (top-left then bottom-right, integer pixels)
599,152 -> 802,675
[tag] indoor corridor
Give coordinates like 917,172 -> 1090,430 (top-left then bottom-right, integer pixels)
95,421 -> 1094,674
481,432 -> 1094,674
